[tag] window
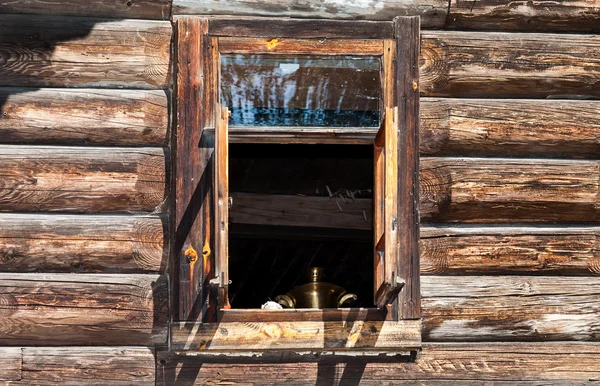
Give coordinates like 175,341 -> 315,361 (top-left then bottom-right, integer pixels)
173,16 -> 421,355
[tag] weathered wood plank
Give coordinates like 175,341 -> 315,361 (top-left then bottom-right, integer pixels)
0,15 -> 171,89
0,347 -> 20,381
171,320 -> 421,351
420,98 -> 600,158
206,17 -> 395,39
447,0 -> 600,33
0,0 -> 170,19
218,308 -> 388,322
0,214 -> 166,273
420,158 -> 600,223
420,31 -> 600,98
421,226 -> 600,276
0,88 -> 168,146
174,17 -> 213,322
218,37 -> 384,55
0,273 -> 167,345
173,0 -> 447,28
229,127 -> 378,144
157,342 -> 600,384
395,16 -> 420,320
20,347 -> 154,385
422,275 -> 600,341
230,192 -> 373,230
0,146 -> 166,213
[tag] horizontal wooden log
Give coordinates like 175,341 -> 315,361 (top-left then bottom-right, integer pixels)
171,320 -> 421,351
421,275 -> 600,341
421,31 -> 600,98
173,0 -> 447,28
0,273 -> 167,345
0,0 -> 170,19
447,0 -> 600,33
18,347 -> 154,385
157,342 -> 600,384
0,88 -> 168,146
420,158 -> 600,223
0,214 -> 166,273
0,347 -> 20,381
420,98 -> 600,158
0,146 -> 166,213
230,192 -> 373,230
421,226 -> 600,276
0,15 -> 170,89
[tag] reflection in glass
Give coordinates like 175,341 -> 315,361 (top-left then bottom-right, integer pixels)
221,55 -> 381,127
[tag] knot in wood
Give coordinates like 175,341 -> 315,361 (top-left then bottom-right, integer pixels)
185,245 -> 199,263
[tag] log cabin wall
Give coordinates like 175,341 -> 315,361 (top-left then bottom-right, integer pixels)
0,0 -> 599,385
0,4 -> 171,385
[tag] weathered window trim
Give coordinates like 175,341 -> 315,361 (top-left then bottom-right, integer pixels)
172,16 -> 421,355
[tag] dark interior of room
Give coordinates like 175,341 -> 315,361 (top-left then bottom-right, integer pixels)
228,143 -> 375,308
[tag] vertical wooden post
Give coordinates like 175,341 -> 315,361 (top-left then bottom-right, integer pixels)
174,17 -> 214,322
395,16 -> 421,320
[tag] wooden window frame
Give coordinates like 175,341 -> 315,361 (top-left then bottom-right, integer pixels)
173,16 -> 421,356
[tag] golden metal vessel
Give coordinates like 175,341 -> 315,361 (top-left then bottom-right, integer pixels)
275,267 -> 357,309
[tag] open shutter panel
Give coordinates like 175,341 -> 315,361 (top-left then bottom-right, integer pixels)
374,107 -> 403,310
213,104 -> 230,309
174,17 -> 216,322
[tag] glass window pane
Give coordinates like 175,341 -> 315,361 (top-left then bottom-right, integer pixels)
221,55 -> 381,127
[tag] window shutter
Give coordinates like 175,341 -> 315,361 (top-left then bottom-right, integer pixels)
174,17 -> 215,321
214,104 -> 230,309
374,107 -> 402,310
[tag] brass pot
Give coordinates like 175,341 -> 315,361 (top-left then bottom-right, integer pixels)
275,267 -> 357,309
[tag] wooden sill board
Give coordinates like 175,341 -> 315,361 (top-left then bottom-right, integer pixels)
171,319 -> 421,352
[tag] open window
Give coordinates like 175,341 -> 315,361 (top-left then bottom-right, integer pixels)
173,16 -> 421,356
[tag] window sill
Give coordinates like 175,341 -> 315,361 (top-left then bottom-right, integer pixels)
171,309 -> 421,353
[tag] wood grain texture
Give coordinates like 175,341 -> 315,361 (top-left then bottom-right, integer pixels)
447,0 -> 600,33
218,37 -> 384,55
171,320 -> 421,351
0,273 -> 167,345
421,226 -> 600,276
420,98 -> 600,158
420,31 -> 600,98
20,347 -> 154,385
0,347 -> 20,381
230,192 -> 373,230
0,88 -> 168,146
395,16 -> 421,321
215,105 -> 229,302
173,0 -> 447,28
0,15 -> 171,89
420,158 -> 600,223
0,146 -> 166,214
206,17 -> 395,39
157,342 -> 600,384
229,126 -> 379,145
0,0 -> 170,19
0,214 -> 166,273
422,275 -> 600,341
174,17 -> 213,322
